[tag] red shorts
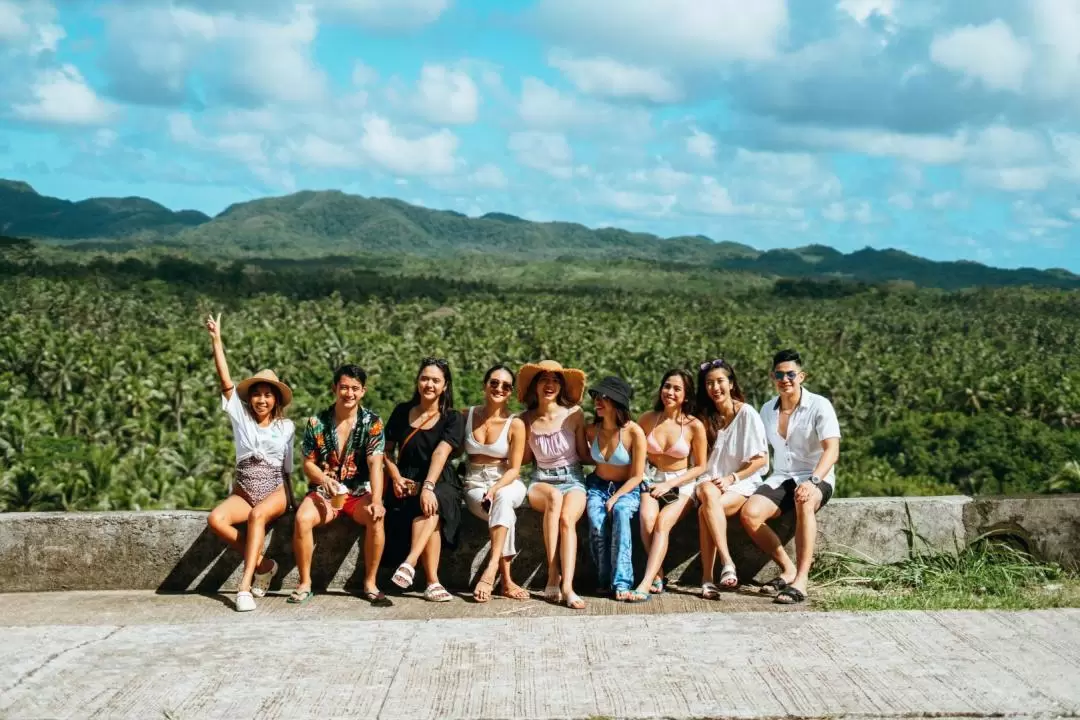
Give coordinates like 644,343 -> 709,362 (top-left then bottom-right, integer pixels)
306,490 -> 368,523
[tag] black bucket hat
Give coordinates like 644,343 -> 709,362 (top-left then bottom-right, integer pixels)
588,376 -> 634,409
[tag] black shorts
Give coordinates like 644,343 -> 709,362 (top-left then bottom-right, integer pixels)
753,478 -> 833,512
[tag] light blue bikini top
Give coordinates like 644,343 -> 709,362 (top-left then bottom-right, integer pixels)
591,429 -> 631,466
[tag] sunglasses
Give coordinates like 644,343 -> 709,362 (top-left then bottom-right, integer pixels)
699,358 -> 726,372
421,356 -> 449,369
589,391 -> 610,402
487,379 -> 513,392
773,370 -> 799,381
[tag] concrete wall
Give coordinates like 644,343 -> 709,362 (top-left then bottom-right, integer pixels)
1,494 -> 1077,593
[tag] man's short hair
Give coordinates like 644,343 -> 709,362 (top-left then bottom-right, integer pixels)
772,349 -> 802,369
333,364 -> 368,386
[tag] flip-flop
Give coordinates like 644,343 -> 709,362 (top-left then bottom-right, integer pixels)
649,577 -> 665,594
391,562 -> 416,589
774,586 -> 807,605
501,585 -> 530,601
701,582 -> 720,600
759,576 -> 789,595
286,588 -> 314,605
564,592 -> 586,610
719,564 -> 739,589
624,589 -> 651,603
424,582 -> 453,603
251,559 -> 277,598
359,590 -> 393,607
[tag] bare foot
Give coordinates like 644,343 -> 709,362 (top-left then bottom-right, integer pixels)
501,581 -> 530,600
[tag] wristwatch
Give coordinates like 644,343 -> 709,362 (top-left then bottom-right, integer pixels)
809,475 -> 822,485
422,481 -> 436,492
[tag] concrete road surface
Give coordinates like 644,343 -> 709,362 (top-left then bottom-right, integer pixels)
1,591 -> 1078,719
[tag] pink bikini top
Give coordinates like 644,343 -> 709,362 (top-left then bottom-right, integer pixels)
646,423 -> 691,459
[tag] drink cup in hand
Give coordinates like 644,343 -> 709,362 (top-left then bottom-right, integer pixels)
330,481 -> 348,509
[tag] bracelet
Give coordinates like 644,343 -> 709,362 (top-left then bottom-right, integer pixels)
222,385 -> 234,393
422,481 -> 436,492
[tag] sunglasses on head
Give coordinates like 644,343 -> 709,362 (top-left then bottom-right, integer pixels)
487,379 -> 513,392
699,358 -> 726,372
421,356 -> 449,369
773,370 -> 799,381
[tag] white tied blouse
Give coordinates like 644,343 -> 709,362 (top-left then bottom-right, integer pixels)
700,402 -> 769,497
759,388 -> 841,489
222,392 -> 295,470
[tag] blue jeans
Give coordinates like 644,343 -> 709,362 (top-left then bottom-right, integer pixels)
585,474 -> 641,592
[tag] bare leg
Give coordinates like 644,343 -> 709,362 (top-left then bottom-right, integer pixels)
349,495 -> 385,594
238,488 -> 287,591
790,487 -> 824,594
638,494 -> 659,582
559,489 -> 587,606
419,518 -> 443,586
293,495 -> 330,592
529,484 -> 563,590
475,524 -> 507,602
207,494 -> 253,554
740,495 -> 796,582
634,496 -> 690,594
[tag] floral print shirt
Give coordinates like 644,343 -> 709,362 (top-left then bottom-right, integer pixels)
301,405 -> 385,493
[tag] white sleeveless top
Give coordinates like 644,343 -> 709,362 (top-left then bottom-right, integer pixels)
464,406 -> 513,459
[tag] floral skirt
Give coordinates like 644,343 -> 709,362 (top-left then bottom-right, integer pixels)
233,456 -> 284,506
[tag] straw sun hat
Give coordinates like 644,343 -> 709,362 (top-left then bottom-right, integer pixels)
236,369 -> 293,408
516,360 -> 587,405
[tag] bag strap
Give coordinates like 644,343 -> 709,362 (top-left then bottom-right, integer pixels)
399,408 -> 438,456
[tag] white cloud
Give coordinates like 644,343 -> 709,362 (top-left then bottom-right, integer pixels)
969,166 -> 1053,192
852,200 -> 873,223
508,131 -> 575,179
359,114 -> 459,176
696,178 -> 743,215
822,202 -> 847,222
101,4 -> 326,106
597,186 -> 677,216
836,0 -> 895,26
414,64 -> 479,125
789,125 -> 968,164
317,0 -> 449,30
13,65 -> 116,126
628,166 -> 694,192
929,191 -> 956,209
517,77 -> 651,135
929,20 -> 1031,93
286,134 -> 362,168
889,192 -> 915,209
535,0 -> 788,66
547,50 -> 682,103
468,163 -> 508,189
0,0 -> 63,55
1029,0 -> 1080,99
352,61 -> 378,86
686,127 -> 717,160
168,112 -> 268,166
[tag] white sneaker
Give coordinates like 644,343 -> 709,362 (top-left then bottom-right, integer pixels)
251,559 -> 278,598
235,590 -> 256,612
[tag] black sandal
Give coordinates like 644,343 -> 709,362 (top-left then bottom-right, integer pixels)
759,577 -> 789,595
774,586 -> 807,605
360,590 -> 393,607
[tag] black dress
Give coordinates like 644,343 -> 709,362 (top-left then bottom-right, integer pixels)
384,402 -> 465,549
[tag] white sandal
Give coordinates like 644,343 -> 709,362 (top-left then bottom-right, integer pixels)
251,559 -> 277,598
424,582 -> 453,602
391,563 -> 415,589
701,582 -> 720,600
719,564 -> 739,589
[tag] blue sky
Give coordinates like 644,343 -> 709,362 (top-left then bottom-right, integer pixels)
2,0 -> 1079,271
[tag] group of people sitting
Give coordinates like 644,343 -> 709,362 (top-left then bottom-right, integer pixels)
204,312 -> 841,612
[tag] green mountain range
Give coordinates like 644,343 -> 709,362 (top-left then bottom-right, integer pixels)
2,178 -> 1076,290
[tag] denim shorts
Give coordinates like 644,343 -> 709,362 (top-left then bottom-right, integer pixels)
532,464 -> 587,494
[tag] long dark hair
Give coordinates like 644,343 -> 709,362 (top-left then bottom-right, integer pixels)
483,364 -> 516,386
695,358 -> 746,448
591,394 -> 631,428
409,356 -> 455,415
652,369 -> 696,417
524,371 -> 574,410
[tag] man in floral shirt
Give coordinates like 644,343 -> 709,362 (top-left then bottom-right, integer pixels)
290,364 -> 391,606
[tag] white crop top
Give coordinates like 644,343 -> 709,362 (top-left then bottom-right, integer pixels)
464,406 -> 513,459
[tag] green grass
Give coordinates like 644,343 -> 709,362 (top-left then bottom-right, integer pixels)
811,542 -> 1080,611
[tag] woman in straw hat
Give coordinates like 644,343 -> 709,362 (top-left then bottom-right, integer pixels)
205,313 -> 295,612
519,360 -> 590,609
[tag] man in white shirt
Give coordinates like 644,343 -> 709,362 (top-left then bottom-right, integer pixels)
740,349 -> 841,604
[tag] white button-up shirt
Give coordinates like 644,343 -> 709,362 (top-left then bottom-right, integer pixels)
759,388 -> 841,489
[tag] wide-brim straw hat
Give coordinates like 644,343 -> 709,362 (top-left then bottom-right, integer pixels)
236,369 -> 293,408
516,360 -> 587,405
